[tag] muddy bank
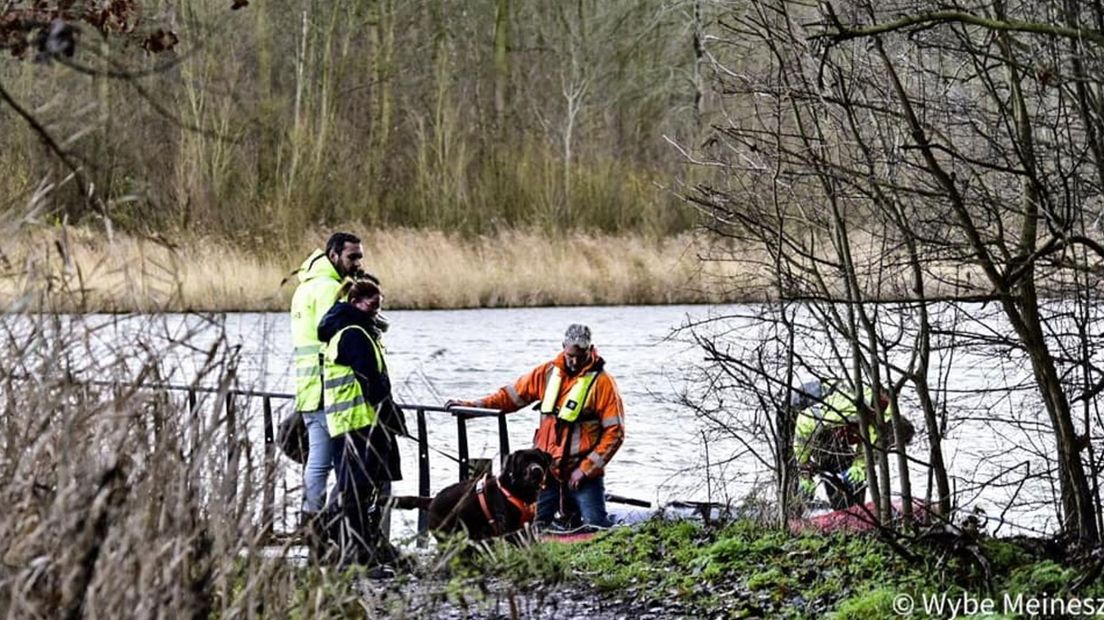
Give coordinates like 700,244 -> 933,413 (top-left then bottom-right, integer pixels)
344,518 -> 1104,619
360,575 -> 671,620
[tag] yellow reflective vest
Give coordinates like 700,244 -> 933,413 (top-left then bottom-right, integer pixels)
794,383 -> 894,483
540,367 -> 600,422
322,325 -> 385,437
290,249 -> 343,412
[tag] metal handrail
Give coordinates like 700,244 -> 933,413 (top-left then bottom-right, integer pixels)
7,374 -> 509,547
405,403 -> 509,545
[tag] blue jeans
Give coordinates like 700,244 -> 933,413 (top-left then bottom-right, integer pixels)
537,475 -> 611,527
301,410 -> 333,514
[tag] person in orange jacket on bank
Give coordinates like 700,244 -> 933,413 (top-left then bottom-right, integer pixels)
447,324 -> 625,529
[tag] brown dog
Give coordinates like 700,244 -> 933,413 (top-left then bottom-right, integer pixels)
393,449 -> 552,541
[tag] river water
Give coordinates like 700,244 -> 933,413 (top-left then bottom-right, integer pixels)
213,305 -> 725,543
19,303 -> 1089,541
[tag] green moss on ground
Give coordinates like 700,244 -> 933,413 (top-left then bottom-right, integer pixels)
459,518 -> 1103,618
286,518 -> 1104,618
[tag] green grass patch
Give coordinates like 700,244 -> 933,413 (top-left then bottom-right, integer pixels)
455,517 -> 1104,618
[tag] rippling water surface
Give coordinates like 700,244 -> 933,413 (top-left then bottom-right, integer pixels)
31,303 -> 1077,541
246,305 -> 722,541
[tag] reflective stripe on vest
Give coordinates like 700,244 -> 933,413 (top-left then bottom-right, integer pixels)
290,262 -> 342,412
293,344 -> 323,411
539,366 -> 600,422
323,325 -> 384,437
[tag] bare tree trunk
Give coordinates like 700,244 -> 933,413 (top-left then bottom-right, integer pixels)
253,1 -> 276,211
493,0 -> 510,132
994,8 -> 1098,542
286,8 -> 309,201
691,0 -> 704,132
371,0 -> 394,162
829,194 -> 886,520
362,0 -> 395,221
779,304 -> 798,525
899,230 -> 951,517
1062,0 -> 1104,538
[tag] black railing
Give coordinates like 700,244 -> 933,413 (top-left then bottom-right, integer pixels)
20,376 -> 508,547
409,403 -> 508,545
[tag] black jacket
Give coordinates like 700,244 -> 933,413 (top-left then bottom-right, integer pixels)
318,302 -> 407,480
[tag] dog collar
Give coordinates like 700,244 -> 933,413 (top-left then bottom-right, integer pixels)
497,478 -> 536,524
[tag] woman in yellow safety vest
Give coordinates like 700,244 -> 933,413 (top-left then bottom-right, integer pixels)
316,279 -> 407,567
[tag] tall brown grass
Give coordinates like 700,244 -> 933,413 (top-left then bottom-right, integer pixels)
0,311 -> 378,617
0,226 -> 764,313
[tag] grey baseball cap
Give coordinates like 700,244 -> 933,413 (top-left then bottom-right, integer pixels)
563,324 -> 592,348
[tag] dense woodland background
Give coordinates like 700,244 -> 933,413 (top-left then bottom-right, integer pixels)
1,0 -> 718,245
4,5 -> 1104,617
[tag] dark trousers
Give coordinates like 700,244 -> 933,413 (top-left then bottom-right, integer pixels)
332,428 -> 384,563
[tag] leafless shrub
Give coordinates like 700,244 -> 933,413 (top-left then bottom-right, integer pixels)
679,0 -> 1104,543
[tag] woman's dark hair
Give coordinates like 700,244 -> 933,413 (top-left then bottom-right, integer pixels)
346,278 -> 381,301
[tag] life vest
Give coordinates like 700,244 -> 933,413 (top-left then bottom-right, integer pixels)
322,325 -> 384,437
540,366 -> 600,422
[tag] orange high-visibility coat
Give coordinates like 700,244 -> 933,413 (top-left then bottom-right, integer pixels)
471,349 -> 625,480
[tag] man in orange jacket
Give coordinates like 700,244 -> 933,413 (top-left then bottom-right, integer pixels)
447,324 -> 625,528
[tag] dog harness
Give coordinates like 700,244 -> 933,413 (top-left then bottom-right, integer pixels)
475,474 -> 535,536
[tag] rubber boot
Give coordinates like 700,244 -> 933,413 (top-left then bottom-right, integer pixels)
362,508 -> 401,578
334,505 -> 392,577
354,505 -> 384,567
300,511 -> 333,564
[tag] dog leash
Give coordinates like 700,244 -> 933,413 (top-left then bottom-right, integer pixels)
397,430 -> 465,463
475,475 -> 504,536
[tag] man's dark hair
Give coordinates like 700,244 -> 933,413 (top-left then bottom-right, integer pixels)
325,232 -> 361,257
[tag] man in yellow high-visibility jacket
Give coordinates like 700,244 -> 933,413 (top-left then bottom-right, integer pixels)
791,379 -> 913,510
290,232 -> 364,534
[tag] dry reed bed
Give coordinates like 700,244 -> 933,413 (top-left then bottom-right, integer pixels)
0,227 -> 761,313
0,315 -> 374,616
0,314 -> 588,617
